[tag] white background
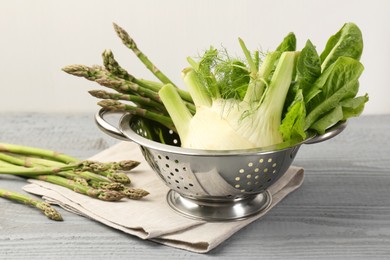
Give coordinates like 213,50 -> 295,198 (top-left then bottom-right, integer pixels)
0,0 -> 389,114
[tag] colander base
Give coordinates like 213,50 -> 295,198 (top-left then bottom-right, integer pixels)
166,190 -> 272,221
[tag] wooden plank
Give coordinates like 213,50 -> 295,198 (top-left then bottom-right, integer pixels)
0,113 -> 389,259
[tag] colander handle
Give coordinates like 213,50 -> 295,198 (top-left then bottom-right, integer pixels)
303,121 -> 347,144
95,109 -> 129,141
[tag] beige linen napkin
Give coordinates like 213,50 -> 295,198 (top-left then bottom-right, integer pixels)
23,141 -> 304,253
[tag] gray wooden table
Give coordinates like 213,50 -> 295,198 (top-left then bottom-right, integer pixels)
0,113 -> 389,259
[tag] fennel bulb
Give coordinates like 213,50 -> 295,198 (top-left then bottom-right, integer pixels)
159,51 -> 298,150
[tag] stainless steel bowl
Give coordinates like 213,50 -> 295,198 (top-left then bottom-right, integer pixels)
96,109 -> 347,221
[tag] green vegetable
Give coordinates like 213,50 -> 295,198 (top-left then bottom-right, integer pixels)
282,23 -> 367,137
160,47 -> 299,149
64,22 -> 368,150
304,56 -> 366,133
320,22 -> 363,72
0,188 -> 63,221
0,143 -> 149,202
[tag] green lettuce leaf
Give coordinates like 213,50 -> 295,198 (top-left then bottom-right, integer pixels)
320,23 -> 363,72
304,56 -> 365,131
309,94 -> 368,134
279,87 -> 306,142
296,40 -> 321,97
276,32 -> 297,52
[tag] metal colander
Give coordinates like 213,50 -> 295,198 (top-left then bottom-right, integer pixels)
96,109 -> 346,221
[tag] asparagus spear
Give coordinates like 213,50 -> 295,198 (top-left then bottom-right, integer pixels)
63,65 -> 163,103
88,89 -> 164,110
0,152 -> 115,183
89,89 -> 168,115
102,49 -> 193,103
79,160 -> 140,172
0,152 -> 34,167
78,160 -> 136,184
113,23 -> 176,87
0,188 -> 63,221
36,175 -> 125,201
102,49 -> 133,81
64,64 -> 196,115
90,180 -> 125,191
0,143 -> 78,164
0,144 -> 150,205
0,154 -> 131,186
98,99 -> 176,131
22,156 -> 66,167
89,181 -> 149,200
122,187 -> 150,200
0,164 -> 76,176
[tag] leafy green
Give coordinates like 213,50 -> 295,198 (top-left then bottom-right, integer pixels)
309,94 -> 368,134
296,40 -> 321,97
283,22 -> 367,138
279,87 -> 306,141
304,56 -> 365,131
281,39 -> 320,136
340,94 -> 369,119
276,32 -> 297,52
320,23 -> 363,72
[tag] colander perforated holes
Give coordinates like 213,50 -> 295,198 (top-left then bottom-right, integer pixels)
167,130 -> 179,145
230,155 -> 281,192
136,129 -> 148,138
156,154 -> 196,194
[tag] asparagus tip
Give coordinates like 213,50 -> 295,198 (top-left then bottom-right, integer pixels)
117,160 -> 140,171
123,188 -> 149,200
97,99 -> 124,110
98,189 -> 126,201
107,172 -> 131,184
36,202 -> 64,221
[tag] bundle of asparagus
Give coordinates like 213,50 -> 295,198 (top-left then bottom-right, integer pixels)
0,142 -> 149,221
62,23 -> 194,132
